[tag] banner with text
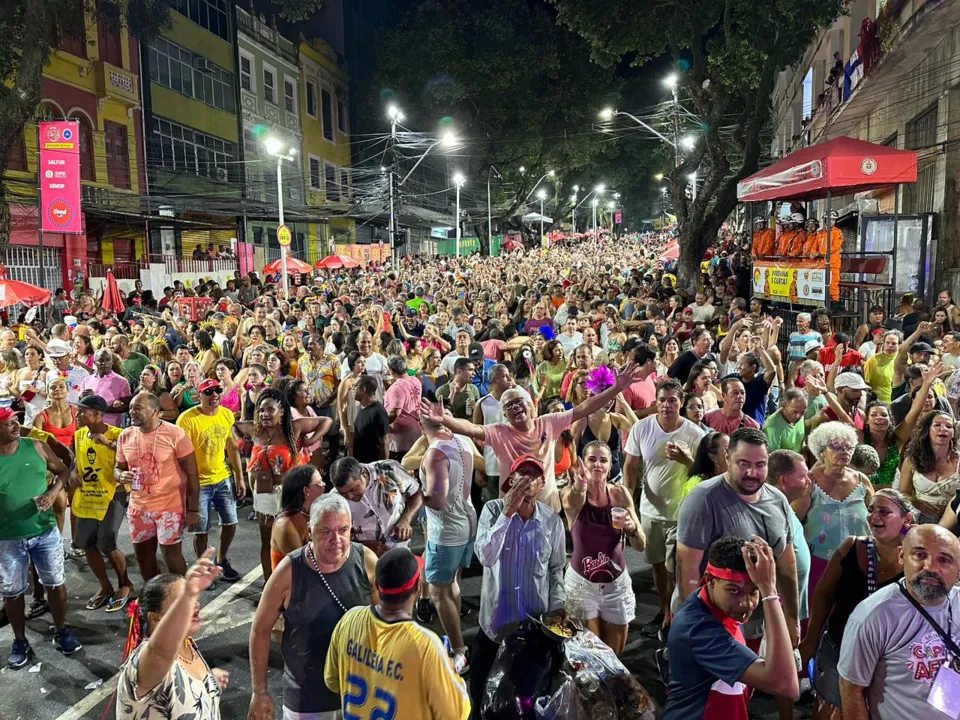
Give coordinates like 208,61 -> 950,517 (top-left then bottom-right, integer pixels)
39,121 -> 82,234
752,259 -> 826,305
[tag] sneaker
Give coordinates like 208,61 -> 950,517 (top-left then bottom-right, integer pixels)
415,598 -> 435,624
8,639 -> 30,668
641,611 -> 664,637
218,558 -> 241,583
53,627 -> 82,655
452,650 -> 470,675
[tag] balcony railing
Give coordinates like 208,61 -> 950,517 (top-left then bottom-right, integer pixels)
88,255 -> 239,279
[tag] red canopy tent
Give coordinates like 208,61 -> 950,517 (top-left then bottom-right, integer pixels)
315,254 -> 360,269
263,256 -> 313,275
737,135 -> 917,202
0,266 -> 51,308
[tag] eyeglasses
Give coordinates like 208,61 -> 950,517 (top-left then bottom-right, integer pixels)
827,442 -> 855,453
201,388 -> 222,397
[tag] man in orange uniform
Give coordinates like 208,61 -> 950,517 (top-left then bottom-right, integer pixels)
819,212 -> 842,300
751,217 -> 775,258
786,213 -> 807,257
775,214 -> 805,257
801,217 -> 822,257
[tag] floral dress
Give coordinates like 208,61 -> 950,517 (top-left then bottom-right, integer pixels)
347,460 -> 420,546
116,640 -> 221,719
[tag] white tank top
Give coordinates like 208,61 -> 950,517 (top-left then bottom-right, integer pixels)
422,434 -> 476,546
478,394 -> 503,476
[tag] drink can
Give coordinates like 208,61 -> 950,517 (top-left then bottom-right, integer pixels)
131,467 -> 142,491
441,635 -> 452,655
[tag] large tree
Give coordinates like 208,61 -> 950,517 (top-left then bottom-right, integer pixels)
552,0 -> 845,289
375,0 -> 633,247
0,0 -> 320,253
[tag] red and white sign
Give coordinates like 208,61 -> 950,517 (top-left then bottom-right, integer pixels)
39,121 -> 82,234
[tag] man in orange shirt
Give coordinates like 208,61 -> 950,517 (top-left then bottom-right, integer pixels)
819,212 -> 842,300
751,217 -> 775,258
801,218 -> 823,258
775,214 -> 804,257
786,213 -> 808,257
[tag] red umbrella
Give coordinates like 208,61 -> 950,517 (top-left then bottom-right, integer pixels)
315,254 -> 360,269
0,265 -> 51,308
102,269 -> 125,314
660,242 -> 679,261
263,256 -> 313,275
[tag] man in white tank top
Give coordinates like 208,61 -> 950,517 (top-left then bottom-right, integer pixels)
420,411 -> 481,675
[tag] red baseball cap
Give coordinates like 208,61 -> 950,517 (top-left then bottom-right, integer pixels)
501,453 -> 545,492
197,379 -> 222,393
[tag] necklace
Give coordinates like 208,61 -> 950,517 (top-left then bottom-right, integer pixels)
177,639 -> 196,664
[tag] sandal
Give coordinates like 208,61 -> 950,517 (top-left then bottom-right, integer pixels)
105,588 -> 132,613
85,593 -> 111,611
71,546 -> 86,558
26,597 -> 49,619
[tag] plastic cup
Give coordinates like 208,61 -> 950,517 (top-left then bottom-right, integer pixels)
611,507 -> 628,530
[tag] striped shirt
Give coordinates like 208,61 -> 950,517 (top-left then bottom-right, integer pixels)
787,330 -> 822,361
474,499 -> 566,641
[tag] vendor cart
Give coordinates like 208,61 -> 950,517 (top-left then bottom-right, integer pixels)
737,136 -> 918,332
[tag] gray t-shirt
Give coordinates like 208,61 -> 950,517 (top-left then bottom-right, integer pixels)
677,476 -> 795,638
839,582 -> 960,720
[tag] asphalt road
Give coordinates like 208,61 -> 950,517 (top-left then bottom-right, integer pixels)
0,508 -> 812,719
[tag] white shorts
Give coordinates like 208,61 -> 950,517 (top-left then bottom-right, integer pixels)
563,565 -> 636,626
253,486 -> 282,516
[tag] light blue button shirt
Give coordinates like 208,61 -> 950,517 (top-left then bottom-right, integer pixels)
474,499 -> 566,641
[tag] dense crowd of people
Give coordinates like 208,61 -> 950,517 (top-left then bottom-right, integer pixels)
2,231 -> 960,719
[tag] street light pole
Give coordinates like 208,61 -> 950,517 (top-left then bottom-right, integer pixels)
487,165 -> 501,250
592,198 -> 598,237
388,110 -> 398,267
453,172 -> 465,256
275,155 -> 287,299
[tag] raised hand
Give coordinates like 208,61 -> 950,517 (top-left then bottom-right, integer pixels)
184,547 -> 222,596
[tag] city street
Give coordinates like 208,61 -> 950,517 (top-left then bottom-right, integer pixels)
0,509 -> 808,719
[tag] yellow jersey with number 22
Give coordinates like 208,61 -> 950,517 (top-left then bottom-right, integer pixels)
324,605 -> 470,720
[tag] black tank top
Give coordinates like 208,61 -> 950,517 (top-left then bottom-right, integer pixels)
578,418 -> 622,480
826,539 -> 901,646
281,542 -> 371,712
241,389 -> 256,422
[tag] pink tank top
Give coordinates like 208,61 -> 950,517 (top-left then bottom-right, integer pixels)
570,488 -> 625,583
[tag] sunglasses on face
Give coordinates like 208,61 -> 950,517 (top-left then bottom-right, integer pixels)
202,388 -> 222,397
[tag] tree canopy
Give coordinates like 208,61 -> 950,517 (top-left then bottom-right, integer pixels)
552,0 -> 846,288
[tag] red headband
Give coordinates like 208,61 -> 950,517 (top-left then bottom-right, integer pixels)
705,563 -> 751,584
377,555 -> 424,596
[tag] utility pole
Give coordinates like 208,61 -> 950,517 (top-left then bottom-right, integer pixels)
388,111 -> 398,267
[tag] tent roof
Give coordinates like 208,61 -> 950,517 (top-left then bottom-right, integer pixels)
737,136 -> 918,202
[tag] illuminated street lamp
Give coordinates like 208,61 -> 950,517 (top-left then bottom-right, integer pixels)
453,172 -> 466,256
264,136 -> 297,298
536,188 -> 548,241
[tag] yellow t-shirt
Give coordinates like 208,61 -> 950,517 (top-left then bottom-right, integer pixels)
72,425 -> 123,520
25,426 -> 52,443
325,606 -> 470,720
175,406 -> 235,486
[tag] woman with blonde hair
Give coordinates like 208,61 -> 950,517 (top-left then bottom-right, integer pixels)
148,339 -> 175,369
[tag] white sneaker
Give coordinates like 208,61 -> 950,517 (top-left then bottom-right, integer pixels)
452,650 -> 470,675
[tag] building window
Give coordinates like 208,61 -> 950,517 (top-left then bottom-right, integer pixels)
57,5 -> 86,58
263,67 -> 275,104
97,10 -> 123,67
342,168 -> 352,198
905,106 -> 938,214
801,68 -> 813,119
151,116 -> 236,182
321,88 -> 334,141
72,114 -> 95,182
284,79 -> 295,114
337,94 -> 347,134
5,132 -> 27,172
309,157 -> 321,189
239,53 -> 253,92
305,81 -> 316,117
325,162 -> 339,201
104,121 -> 130,189
148,38 -> 235,113
170,0 -> 230,41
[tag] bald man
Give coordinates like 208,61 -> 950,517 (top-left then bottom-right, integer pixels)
838,525 -> 960,720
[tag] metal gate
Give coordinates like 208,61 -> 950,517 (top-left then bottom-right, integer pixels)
2,245 -> 62,290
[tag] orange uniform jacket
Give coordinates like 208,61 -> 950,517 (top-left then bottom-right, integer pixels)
802,230 -> 824,257
820,227 -> 842,300
752,228 -> 775,257
776,229 -> 802,257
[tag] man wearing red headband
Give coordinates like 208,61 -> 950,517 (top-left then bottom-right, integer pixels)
663,535 -> 799,718
0,406 -> 82,667
324,547 -> 470,719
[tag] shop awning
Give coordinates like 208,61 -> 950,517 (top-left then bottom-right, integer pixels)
737,136 -> 918,202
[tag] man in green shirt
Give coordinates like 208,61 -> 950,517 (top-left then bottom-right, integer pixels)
0,407 -> 81,667
763,388 -> 807,453
109,334 -> 150,392
436,358 -> 480,420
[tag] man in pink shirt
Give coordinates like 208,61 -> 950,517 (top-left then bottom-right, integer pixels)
422,361 -> 642,511
384,355 -> 422,460
621,343 -> 659,417
116,392 -> 199,581
79,349 -> 131,427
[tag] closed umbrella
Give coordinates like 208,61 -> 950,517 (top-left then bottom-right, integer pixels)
0,265 -> 51,308
102,269 -> 125,314
263,256 -> 313,275
315,254 -> 360,269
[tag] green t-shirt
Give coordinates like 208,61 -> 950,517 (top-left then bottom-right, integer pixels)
121,351 -> 151,389
436,382 -> 480,420
763,410 -> 805,453
804,392 -> 827,419
0,438 -> 56,540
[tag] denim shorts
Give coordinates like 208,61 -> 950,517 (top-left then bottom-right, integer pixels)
425,539 -> 474,584
812,631 -> 843,708
192,478 -> 238,534
0,526 -> 65,597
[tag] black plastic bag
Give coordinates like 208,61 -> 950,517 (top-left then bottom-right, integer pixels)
482,621 -> 564,719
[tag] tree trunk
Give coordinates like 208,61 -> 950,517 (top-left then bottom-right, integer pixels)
0,0 -> 54,254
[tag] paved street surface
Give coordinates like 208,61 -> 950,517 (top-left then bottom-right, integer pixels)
0,510 -> 812,719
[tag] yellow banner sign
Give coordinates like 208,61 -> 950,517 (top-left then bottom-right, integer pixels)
752,259 -> 826,305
